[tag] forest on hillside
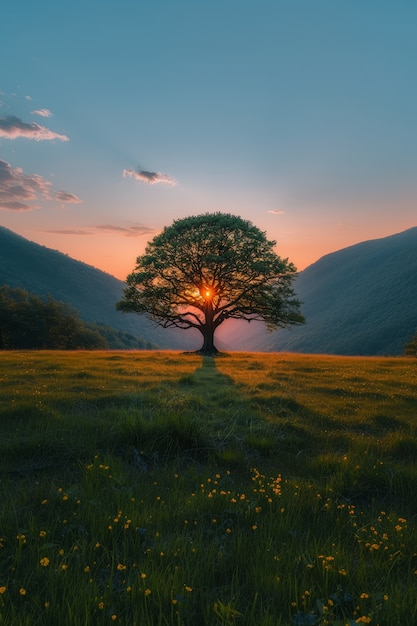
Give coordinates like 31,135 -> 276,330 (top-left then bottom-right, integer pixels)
0,286 -> 155,350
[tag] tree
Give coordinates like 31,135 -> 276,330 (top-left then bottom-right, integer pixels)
0,285 -> 108,349
405,330 -> 417,357
117,213 -> 305,353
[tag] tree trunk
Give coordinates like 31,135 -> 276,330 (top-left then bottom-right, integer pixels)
198,326 -> 218,354
197,300 -> 218,354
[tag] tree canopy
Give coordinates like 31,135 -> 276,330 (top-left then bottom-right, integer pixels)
0,286 -> 107,350
405,330 -> 417,357
117,213 -> 305,353
0,285 -> 156,350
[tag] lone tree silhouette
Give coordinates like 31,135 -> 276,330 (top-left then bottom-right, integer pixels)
117,212 -> 305,354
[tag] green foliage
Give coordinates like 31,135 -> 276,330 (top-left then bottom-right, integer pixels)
0,286 -> 155,350
118,213 -> 304,352
86,322 -> 157,349
0,225 -> 180,349
0,286 -> 107,349
1,351 -> 417,624
404,329 -> 417,356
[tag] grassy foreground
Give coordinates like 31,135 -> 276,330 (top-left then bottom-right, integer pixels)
0,350 -> 417,625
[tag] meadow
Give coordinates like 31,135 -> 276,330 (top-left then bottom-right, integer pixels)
0,350 -> 417,625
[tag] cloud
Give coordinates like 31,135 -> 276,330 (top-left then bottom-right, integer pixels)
123,167 -> 176,186
44,224 -> 156,237
268,209 -> 285,214
55,191 -> 82,204
0,159 -> 81,211
31,109 -> 52,118
0,115 -> 69,141
0,159 -> 52,211
95,224 -> 156,237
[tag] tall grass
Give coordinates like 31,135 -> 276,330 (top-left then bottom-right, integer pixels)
0,351 -> 417,624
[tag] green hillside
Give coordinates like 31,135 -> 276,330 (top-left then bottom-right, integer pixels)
225,227 -> 417,355
0,226 -> 198,350
2,225 -> 416,355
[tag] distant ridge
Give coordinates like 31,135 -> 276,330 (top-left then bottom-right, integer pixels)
221,227 -> 417,355
2,225 -> 416,355
0,226 -> 199,350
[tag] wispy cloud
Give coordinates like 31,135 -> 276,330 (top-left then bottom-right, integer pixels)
31,109 -> 52,118
0,159 -> 80,211
55,191 -> 82,204
0,159 -> 51,211
44,224 -> 156,237
0,115 -> 69,141
95,224 -> 156,237
268,209 -> 285,214
123,167 -> 176,186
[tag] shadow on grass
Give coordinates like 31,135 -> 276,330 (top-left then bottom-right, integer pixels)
179,355 -> 235,390
177,356 -> 338,473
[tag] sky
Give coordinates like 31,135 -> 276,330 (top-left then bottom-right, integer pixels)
1,0 -> 416,280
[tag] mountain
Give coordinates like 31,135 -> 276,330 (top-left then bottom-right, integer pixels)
2,225 -> 416,355
222,227 -> 417,355
0,226 -> 199,350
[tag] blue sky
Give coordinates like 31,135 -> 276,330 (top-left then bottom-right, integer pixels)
1,1 -> 416,279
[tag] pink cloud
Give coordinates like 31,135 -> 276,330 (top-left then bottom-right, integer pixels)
268,209 -> 285,214
0,159 -> 81,211
31,109 -> 53,118
0,159 -> 52,211
0,115 -> 69,141
43,224 -> 156,237
123,167 -> 176,186
95,224 -> 156,237
55,191 -> 82,204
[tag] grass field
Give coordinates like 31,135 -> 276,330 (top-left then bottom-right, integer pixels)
1,350 -> 417,625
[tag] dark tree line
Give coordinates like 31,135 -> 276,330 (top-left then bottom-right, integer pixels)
405,331 -> 417,357
0,286 -> 107,350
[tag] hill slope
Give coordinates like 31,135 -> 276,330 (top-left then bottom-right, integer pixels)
0,226 -> 199,350
225,227 -> 417,355
2,225 -> 416,355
